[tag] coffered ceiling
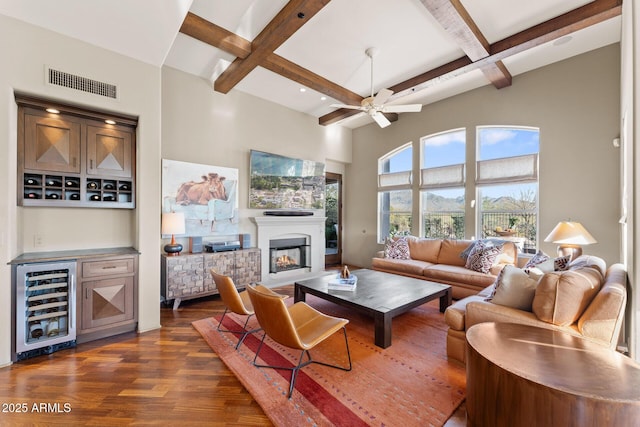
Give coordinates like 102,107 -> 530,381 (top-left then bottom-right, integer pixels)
0,0 -> 622,129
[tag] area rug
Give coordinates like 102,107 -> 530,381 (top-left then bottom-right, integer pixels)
192,295 -> 466,427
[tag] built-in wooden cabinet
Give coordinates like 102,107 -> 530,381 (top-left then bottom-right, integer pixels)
78,253 -> 138,343
16,95 -> 137,209
161,249 -> 261,309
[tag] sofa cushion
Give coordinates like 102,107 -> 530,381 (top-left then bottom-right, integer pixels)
465,242 -> 502,274
486,265 -> 541,311
407,238 -> 441,263
569,254 -> 607,276
532,267 -> 604,326
384,236 -> 410,259
371,257 -> 434,276
424,264 -> 497,289
437,239 -> 474,266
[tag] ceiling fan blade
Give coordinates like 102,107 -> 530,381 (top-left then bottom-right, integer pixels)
372,88 -> 393,106
371,112 -> 391,128
382,104 -> 423,113
329,103 -> 365,110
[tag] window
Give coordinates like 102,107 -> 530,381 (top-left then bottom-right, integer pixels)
420,129 -> 465,239
378,144 -> 412,242
476,126 -> 539,253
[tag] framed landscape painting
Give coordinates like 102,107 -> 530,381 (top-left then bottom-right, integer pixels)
249,150 -> 325,210
162,159 -> 239,237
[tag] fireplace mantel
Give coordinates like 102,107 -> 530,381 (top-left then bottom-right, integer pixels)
252,215 -> 326,286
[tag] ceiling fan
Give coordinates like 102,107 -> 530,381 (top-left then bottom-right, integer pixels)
330,47 -> 423,128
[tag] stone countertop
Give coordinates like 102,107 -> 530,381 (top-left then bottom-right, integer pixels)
9,247 -> 140,265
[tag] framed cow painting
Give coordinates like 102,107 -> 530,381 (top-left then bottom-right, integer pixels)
162,159 -> 239,237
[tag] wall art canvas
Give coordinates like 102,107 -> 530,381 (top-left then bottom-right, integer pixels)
249,150 -> 325,210
162,159 -> 239,237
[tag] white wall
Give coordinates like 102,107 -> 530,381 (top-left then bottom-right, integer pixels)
621,0 -> 639,360
0,15 -> 162,366
344,45 -> 621,270
160,66 -> 352,248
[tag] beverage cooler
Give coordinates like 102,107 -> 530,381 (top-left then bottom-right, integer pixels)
14,261 -> 77,361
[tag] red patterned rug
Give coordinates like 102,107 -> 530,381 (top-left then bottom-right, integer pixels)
192,294 -> 466,426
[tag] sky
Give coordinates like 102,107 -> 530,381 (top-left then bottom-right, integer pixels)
384,126 -> 540,200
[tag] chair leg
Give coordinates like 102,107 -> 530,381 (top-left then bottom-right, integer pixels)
252,327 -> 352,399
217,309 -> 261,349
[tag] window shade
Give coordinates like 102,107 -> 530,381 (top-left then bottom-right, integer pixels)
378,171 -> 412,189
477,154 -> 538,184
420,164 -> 465,189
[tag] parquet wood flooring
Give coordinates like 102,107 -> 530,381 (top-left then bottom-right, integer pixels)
0,295 -> 273,426
0,273 -> 464,426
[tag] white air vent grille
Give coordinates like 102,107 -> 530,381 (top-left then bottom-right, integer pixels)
47,68 -> 117,99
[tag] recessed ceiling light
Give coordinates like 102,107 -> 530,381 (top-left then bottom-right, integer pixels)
299,88 -> 306,93
46,108 -> 60,114
320,96 -> 327,101
105,119 -> 116,125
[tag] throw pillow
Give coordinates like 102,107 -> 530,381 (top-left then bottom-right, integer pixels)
523,250 -> 550,269
486,265 -> 540,311
465,241 -> 502,274
384,237 -> 410,260
460,238 -> 505,260
554,255 -> 571,271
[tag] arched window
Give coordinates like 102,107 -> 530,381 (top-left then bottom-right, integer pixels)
476,126 -> 540,253
420,129 -> 466,239
378,143 -> 412,242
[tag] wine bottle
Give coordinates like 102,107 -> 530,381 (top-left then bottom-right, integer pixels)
69,193 -> 80,200
90,194 -> 100,201
25,177 -> 39,186
87,181 -> 99,190
29,320 -> 44,339
47,317 -> 60,337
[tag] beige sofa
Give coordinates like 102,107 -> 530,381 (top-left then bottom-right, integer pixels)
444,255 -> 627,364
372,237 -> 518,299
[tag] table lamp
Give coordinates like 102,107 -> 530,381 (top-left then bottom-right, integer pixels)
544,221 -> 596,260
162,212 -> 185,256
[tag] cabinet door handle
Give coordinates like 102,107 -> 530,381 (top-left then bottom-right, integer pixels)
102,266 -> 117,269
73,157 -> 77,168
85,288 -> 89,299
90,159 -> 93,169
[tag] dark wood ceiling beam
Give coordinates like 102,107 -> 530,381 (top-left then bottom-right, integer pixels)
214,0 -> 332,94
262,54 -> 363,105
320,0 -> 620,126
179,12 -> 251,59
418,0 -> 511,89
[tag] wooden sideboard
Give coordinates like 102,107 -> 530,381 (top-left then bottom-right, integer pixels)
466,322 -> 640,427
161,248 -> 261,309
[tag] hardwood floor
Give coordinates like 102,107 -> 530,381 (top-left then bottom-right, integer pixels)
0,279 -> 465,426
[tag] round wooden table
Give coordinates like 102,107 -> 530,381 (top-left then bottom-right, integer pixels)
466,322 -> 640,427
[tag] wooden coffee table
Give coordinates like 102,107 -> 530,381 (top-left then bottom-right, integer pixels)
294,269 -> 451,348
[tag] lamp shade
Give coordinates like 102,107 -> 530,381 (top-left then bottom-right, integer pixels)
162,212 -> 185,236
544,221 -> 597,245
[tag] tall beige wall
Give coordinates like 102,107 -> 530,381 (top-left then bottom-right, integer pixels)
160,66 -> 352,247
345,44 -> 621,269
0,15 -> 162,366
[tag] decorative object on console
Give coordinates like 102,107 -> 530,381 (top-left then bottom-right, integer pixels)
544,221 -> 597,260
162,212 -> 185,256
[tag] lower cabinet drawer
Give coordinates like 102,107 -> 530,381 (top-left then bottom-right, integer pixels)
82,257 -> 134,278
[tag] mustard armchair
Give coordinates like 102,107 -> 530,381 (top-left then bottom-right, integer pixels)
246,284 -> 352,399
211,270 -> 260,349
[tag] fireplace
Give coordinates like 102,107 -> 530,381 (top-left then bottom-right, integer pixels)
269,238 -> 310,273
253,215 -> 326,286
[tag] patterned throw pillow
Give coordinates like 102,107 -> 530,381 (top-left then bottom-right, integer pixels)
460,238 -> 505,260
554,255 -> 571,271
465,241 -> 502,274
524,250 -> 550,270
384,237 -> 410,260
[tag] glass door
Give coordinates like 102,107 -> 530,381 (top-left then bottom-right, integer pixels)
325,172 -> 342,266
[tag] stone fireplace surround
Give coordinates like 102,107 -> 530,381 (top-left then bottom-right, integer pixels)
252,215 -> 326,286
